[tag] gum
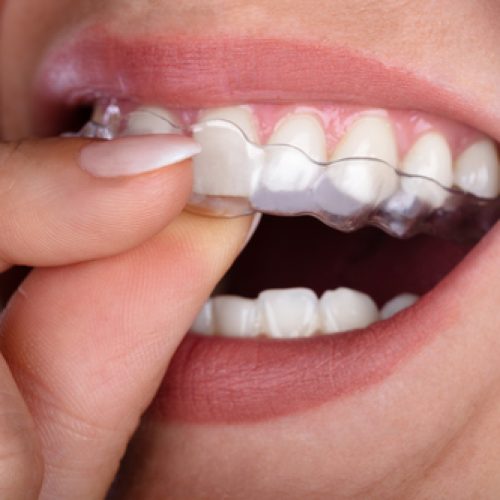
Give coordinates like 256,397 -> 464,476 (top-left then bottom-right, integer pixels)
234,103 -> 485,158
141,103 -> 486,158
76,99 -> 499,243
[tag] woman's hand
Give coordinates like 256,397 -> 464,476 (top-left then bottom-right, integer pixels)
0,135 -> 252,499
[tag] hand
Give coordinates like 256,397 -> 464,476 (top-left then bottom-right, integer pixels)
0,135 -> 252,499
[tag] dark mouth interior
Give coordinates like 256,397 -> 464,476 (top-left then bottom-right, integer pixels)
219,215 -> 474,306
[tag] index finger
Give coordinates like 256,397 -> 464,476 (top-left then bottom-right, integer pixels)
0,134 -> 199,269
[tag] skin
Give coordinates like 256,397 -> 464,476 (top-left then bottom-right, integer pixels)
1,1 -> 500,499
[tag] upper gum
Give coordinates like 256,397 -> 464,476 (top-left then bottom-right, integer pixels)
179,103 -> 488,159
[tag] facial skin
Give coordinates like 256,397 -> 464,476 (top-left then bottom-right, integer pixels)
1,1 -> 500,499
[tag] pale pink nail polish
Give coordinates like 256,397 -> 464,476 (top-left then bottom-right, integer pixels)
79,135 -> 201,177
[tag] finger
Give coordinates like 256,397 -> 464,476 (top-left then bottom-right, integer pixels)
1,212 -> 252,499
0,356 -> 43,498
0,135 -> 199,269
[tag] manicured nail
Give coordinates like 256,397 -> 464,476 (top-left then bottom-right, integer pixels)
79,135 -> 201,177
242,212 -> 262,249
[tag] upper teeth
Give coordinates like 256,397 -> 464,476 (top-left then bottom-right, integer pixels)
191,288 -> 418,339
400,132 -> 454,208
125,107 -> 181,135
454,140 -> 500,198
125,105 -> 500,205
191,106 -> 262,197
261,113 -> 325,193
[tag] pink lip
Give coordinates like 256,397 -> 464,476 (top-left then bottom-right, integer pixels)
153,223 -> 499,424
33,26 -> 500,424
34,26 -> 500,141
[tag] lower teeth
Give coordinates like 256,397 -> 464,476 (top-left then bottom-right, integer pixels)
191,288 -> 417,339
75,99 -> 499,244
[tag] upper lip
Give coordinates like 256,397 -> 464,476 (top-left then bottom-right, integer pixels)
33,24 -> 500,142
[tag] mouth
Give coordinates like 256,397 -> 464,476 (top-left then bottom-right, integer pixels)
34,27 -> 500,424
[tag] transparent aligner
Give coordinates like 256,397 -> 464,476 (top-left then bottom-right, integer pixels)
77,99 -> 500,243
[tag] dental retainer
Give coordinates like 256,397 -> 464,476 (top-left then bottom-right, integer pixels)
77,99 -> 499,243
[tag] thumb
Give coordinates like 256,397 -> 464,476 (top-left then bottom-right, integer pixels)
0,134 -> 199,269
0,212 -> 253,499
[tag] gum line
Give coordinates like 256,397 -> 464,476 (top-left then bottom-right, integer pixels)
77,99 -> 499,242
242,104 -> 484,158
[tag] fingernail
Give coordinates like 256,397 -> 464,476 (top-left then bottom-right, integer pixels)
242,212 -> 262,249
79,135 -> 201,177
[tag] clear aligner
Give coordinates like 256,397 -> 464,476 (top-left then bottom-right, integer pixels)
77,99 -> 499,243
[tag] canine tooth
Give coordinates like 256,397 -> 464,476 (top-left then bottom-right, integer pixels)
258,288 -> 318,338
212,296 -> 261,337
193,106 -> 261,197
380,293 -> 419,320
454,140 -> 499,198
316,116 -> 399,215
401,132 -> 453,207
124,106 -> 180,135
191,300 -> 214,335
319,288 -> 379,333
260,114 -> 326,192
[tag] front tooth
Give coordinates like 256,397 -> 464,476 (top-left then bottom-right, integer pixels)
332,115 -> 399,165
192,106 -> 261,197
124,106 -> 181,135
191,300 -> 214,335
380,293 -> 419,320
454,140 -> 499,199
258,288 -> 318,338
260,114 -> 326,192
212,296 -> 261,337
319,288 -> 379,333
315,116 -> 399,215
401,132 -> 453,207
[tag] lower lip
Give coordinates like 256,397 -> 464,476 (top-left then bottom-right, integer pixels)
150,223 -> 498,424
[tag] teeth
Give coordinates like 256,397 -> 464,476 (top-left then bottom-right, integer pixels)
190,287 -> 385,338
198,106 -> 260,142
332,115 -> 399,166
258,288 -> 319,338
191,301 -> 214,335
192,106 -> 261,197
212,296 -> 261,338
260,113 -> 326,192
454,140 -> 499,199
315,116 -> 399,215
401,132 -> 453,207
124,106 -> 180,135
380,293 -> 419,320
319,288 -> 379,333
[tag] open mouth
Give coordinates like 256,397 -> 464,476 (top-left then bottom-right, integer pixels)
34,30 -> 500,424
